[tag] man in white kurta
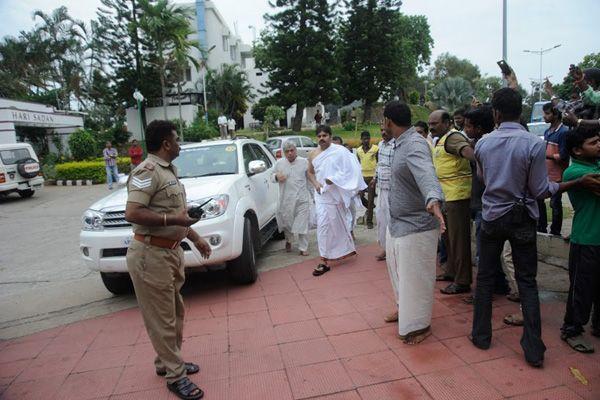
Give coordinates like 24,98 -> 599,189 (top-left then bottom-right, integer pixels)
308,125 -> 367,276
372,130 -> 395,262
274,142 -> 311,255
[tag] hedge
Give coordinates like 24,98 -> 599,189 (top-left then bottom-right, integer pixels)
55,157 -> 132,183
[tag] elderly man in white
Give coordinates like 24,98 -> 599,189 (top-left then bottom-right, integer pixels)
274,141 -> 311,255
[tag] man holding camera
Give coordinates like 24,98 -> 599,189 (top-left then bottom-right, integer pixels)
125,120 -> 211,400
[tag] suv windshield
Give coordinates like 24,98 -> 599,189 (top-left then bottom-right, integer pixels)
0,148 -> 31,165
174,144 -> 238,178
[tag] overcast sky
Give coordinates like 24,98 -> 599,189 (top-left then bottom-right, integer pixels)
1,0 -> 599,94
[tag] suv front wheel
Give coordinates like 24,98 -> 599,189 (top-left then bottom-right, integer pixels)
100,272 -> 134,295
227,217 -> 258,284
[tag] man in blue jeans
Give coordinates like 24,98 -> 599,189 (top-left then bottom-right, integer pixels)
103,141 -> 119,190
537,102 -> 570,235
472,88 -> 600,368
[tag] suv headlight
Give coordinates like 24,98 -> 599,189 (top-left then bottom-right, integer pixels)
189,194 -> 229,220
82,209 -> 104,231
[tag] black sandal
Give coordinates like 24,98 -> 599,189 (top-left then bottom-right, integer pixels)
157,362 -> 200,376
167,377 -> 204,400
312,263 -> 330,276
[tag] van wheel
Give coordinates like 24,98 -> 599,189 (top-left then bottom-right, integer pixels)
227,217 -> 257,284
18,189 -> 34,198
100,272 -> 133,295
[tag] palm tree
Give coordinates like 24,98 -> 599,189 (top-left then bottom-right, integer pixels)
171,23 -> 201,139
206,64 -> 254,121
32,6 -> 87,110
137,0 -> 192,119
432,76 -> 473,112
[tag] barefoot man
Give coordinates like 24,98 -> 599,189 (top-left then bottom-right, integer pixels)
382,101 -> 446,344
308,125 -> 366,276
274,141 -> 311,256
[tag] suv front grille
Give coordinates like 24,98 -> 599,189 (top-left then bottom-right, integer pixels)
102,248 -> 128,257
101,242 -> 191,258
102,211 -> 131,228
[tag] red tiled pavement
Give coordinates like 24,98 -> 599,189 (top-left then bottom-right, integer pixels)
0,244 -> 597,399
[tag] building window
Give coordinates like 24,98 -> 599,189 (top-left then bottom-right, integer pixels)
230,45 -> 237,61
256,72 -> 263,76
185,67 -> 192,82
222,35 -> 229,51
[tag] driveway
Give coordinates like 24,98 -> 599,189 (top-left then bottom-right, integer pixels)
0,185 -> 377,339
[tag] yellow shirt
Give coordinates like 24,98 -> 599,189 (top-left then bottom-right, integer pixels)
356,144 -> 379,177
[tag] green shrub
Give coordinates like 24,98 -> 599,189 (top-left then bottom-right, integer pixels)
183,118 -> 219,142
68,129 -> 97,161
55,157 -> 131,182
408,90 -> 420,105
342,121 -> 357,131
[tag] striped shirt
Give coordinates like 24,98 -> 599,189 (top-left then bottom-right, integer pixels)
375,138 -> 395,190
103,148 -> 118,167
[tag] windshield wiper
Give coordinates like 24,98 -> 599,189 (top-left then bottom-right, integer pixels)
180,172 -> 236,178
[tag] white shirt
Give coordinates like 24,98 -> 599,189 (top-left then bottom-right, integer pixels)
227,119 -> 236,130
217,116 -> 227,126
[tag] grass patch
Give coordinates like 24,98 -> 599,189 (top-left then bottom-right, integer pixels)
238,104 -> 432,147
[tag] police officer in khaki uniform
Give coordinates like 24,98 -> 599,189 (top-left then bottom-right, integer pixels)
125,120 -> 210,400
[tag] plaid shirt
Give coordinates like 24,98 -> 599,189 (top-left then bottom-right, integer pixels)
375,138 -> 395,190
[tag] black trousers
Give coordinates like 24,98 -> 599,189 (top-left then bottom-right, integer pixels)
472,210 -> 546,363
536,193 -> 563,235
562,243 -> 600,337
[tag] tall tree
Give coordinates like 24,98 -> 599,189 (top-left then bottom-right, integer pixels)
254,0 -> 339,131
171,22 -> 201,137
337,0 -> 433,121
31,6 -> 88,110
429,52 -> 481,87
95,0 -> 161,114
137,0 -> 193,119
206,64 -> 254,120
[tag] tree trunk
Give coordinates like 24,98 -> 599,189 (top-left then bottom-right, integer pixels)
363,101 -> 372,123
292,105 -> 303,132
160,68 -> 168,119
177,78 -> 183,140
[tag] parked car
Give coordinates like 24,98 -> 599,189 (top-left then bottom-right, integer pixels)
266,135 -> 317,159
0,143 -> 44,198
80,139 -> 280,294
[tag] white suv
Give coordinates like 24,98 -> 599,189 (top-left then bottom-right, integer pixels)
0,143 -> 44,198
80,139 -> 280,294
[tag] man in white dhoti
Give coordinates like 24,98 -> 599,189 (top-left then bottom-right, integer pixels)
383,101 -> 446,344
308,125 -> 367,276
274,141 -> 311,256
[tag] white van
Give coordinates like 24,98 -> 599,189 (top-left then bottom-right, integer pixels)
0,143 -> 44,198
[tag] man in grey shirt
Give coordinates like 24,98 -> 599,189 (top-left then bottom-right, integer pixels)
383,101 -> 445,344
472,88 -> 600,367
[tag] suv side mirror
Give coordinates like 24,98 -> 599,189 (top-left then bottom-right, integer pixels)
248,160 -> 267,175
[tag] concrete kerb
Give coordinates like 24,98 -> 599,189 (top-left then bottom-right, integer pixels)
49,179 -> 96,186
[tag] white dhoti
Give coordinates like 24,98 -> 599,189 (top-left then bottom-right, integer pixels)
316,201 -> 355,261
312,144 -> 366,262
386,228 -> 438,336
376,188 -> 390,248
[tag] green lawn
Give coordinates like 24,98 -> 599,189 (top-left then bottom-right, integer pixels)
238,104 -> 432,146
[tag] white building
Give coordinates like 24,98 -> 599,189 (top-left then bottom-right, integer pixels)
127,0 -> 268,139
0,98 -> 84,149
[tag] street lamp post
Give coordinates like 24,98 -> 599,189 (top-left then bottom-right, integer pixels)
524,44 -> 561,101
133,89 -> 145,155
